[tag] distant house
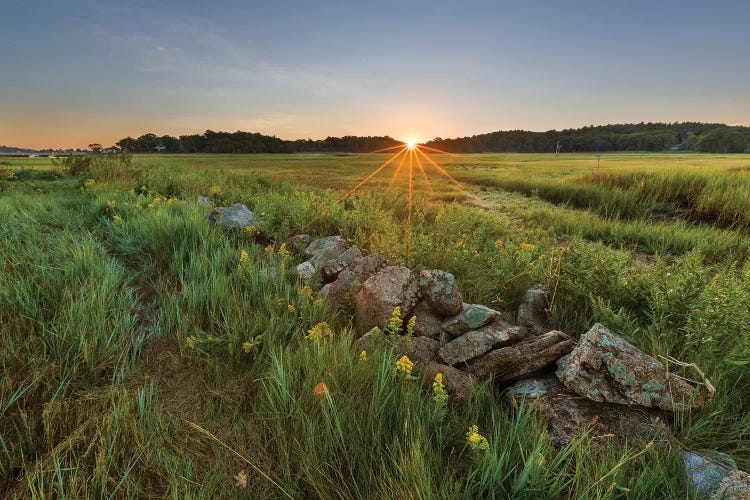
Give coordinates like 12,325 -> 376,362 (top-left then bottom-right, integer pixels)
154,144 -> 167,152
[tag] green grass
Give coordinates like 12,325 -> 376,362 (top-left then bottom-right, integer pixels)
0,153 -> 748,498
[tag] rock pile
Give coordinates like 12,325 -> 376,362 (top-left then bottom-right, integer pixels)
290,234 -> 739,497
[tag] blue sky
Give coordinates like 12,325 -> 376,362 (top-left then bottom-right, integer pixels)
1,0 -> 749,148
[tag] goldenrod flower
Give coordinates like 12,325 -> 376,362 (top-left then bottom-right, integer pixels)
394,355 -> 414,377
147,203 -> 155,209
306,322 -> 334,342
406,315 -> 417,337
287,303 -> 296,313
242,341 -> 258,353
456,240 -> 466,248
153,197 -> 161,203
278,242 -> 290,259
112,215 -> 122,224
243,226 -> 256,236
359,350 -> 367,361
432,373 -> 448,406
166,197 -> 175,204
208,185 -> 222,196
264,245 -> 274,254
386,306 -> 402,334
186,336 -> 197,350
466,425 -> 490,454
239,249 -> 250,264
494,239 -> 504,251
314,298 -> 325,307
106,200 -> 116,208
521,243 -> 537,251
300,285 -> 314,298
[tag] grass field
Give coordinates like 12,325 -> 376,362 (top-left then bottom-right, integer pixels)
1,152 -> 749,498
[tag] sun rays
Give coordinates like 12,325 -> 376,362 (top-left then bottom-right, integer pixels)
340,141 -> 467,261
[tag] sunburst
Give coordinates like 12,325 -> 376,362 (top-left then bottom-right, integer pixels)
339,140 -> 468,261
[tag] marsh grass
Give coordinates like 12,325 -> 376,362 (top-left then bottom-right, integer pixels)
0,154 -> 748,497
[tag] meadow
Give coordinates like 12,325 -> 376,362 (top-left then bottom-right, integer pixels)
1,151 -> 749,498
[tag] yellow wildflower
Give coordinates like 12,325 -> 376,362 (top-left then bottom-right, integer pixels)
359,350 -> 367,361
521,243 -> 537,251
385,306 -> 402,334
147,203 -> 155,209
394,355 -> 414,377
314,381 -> 329,398
242,341 -> 258,353
287,303 -> 296,313
186,336 -> 198,350
494,239 -> 504,251
306,322 -> 334,342
239,249 -> 250,264
466,425 -> 490,454
153,197 -> 161,203
264,245 -> 274,254
456,240 -> 466,248
432,373 -> 448,406
243,226 -> 256,236
406,315 -> 417,337
84,178 -> 95,187
314,298 -> 325,307
134,203 -> 142,209
166,197 -> 175,204
278,242 -> 290,259
300,285 -> 314,298
112,215 -> 122,224
106,200 -> 116,208
208,185 -> 222,196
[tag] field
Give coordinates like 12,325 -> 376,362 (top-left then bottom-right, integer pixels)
1,152 -> 749,498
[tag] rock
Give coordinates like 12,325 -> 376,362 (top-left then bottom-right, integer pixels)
410,301 -> 445,339
683,451 -> 738,497
354,266 -> 419,336
326,270 -> 358,304
321,246 -> 363,282
403,336 -> 441,367
197,194 -> 211,206
284,234 -> 311,253
556,324 -> 713,411
438,321 -> 528,366
517,284 -> 552,335
712,469 -> 750,499
419,270 -> 462,316
504,376 -> 559,401
295,261 -> 316,284
443,304 -> 500,338
466,330 -> 574,381
208,203 -> 256,228
347,253 -> 387,281
305,236 -> 349,268
535,382 -> 674,448
421,362 -> 475,406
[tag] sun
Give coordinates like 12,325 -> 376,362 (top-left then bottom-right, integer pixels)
405,139 -> 418,150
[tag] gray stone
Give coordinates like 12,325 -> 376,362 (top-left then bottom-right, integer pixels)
197,195 -> 211,206
419,269 -> 463,316
305,236 -> 349,268
347,253 -> 387,281
421,362 -> 475,406
410,301 -> 445,339
326,270 -> 358,304
438,321 -> 527,366
683,451 -> 738,497
556,324 -> 713,411
466,330 -> 574,381
403,336 -> 441,367
712,469 -> 750,499
535,382 -> 674,449
207,203 -> 256,228
442,304 -> 500,338
295,261 -> 316,285
321,246 -> 363,282
504,376 -> 559,401
354,266 -> 419,336
517,284 -> 552,335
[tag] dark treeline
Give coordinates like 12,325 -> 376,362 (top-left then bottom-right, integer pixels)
115,131 -> 402,154
425,123 -> 750,154
111,123 -> 750,154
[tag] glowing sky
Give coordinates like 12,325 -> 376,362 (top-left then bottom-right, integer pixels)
2,0 -> 749,149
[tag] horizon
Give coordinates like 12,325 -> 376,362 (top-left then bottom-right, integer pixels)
3,0 -> 750,149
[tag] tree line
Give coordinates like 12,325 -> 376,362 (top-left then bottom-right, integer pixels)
112,123 -> 750,154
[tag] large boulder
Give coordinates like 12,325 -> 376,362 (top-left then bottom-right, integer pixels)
354,266 -> 419,336
556,324 -> 713,411
321,246 -> 363,282
305,236 -> 349,268
410,301 -> 445,339
712,469 -> 750,499
419,270 -> 462,316
443,304 -> 500,338
466,330 -> 574,381
517,284 -> 552,335
347,253 -> 387,281
421,362 -> 475,406
324,270 -> 358,304
403,336 -> 441,367
535,382 -> 674,449
295,261 -> 316,285
438,321 -> 527,366
208,203 -> 256,228
683,451 -> 738,497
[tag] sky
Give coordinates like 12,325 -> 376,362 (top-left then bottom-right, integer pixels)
1,0 -> 749,149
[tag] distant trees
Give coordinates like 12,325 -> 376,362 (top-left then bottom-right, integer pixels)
111,123 -> 750,154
